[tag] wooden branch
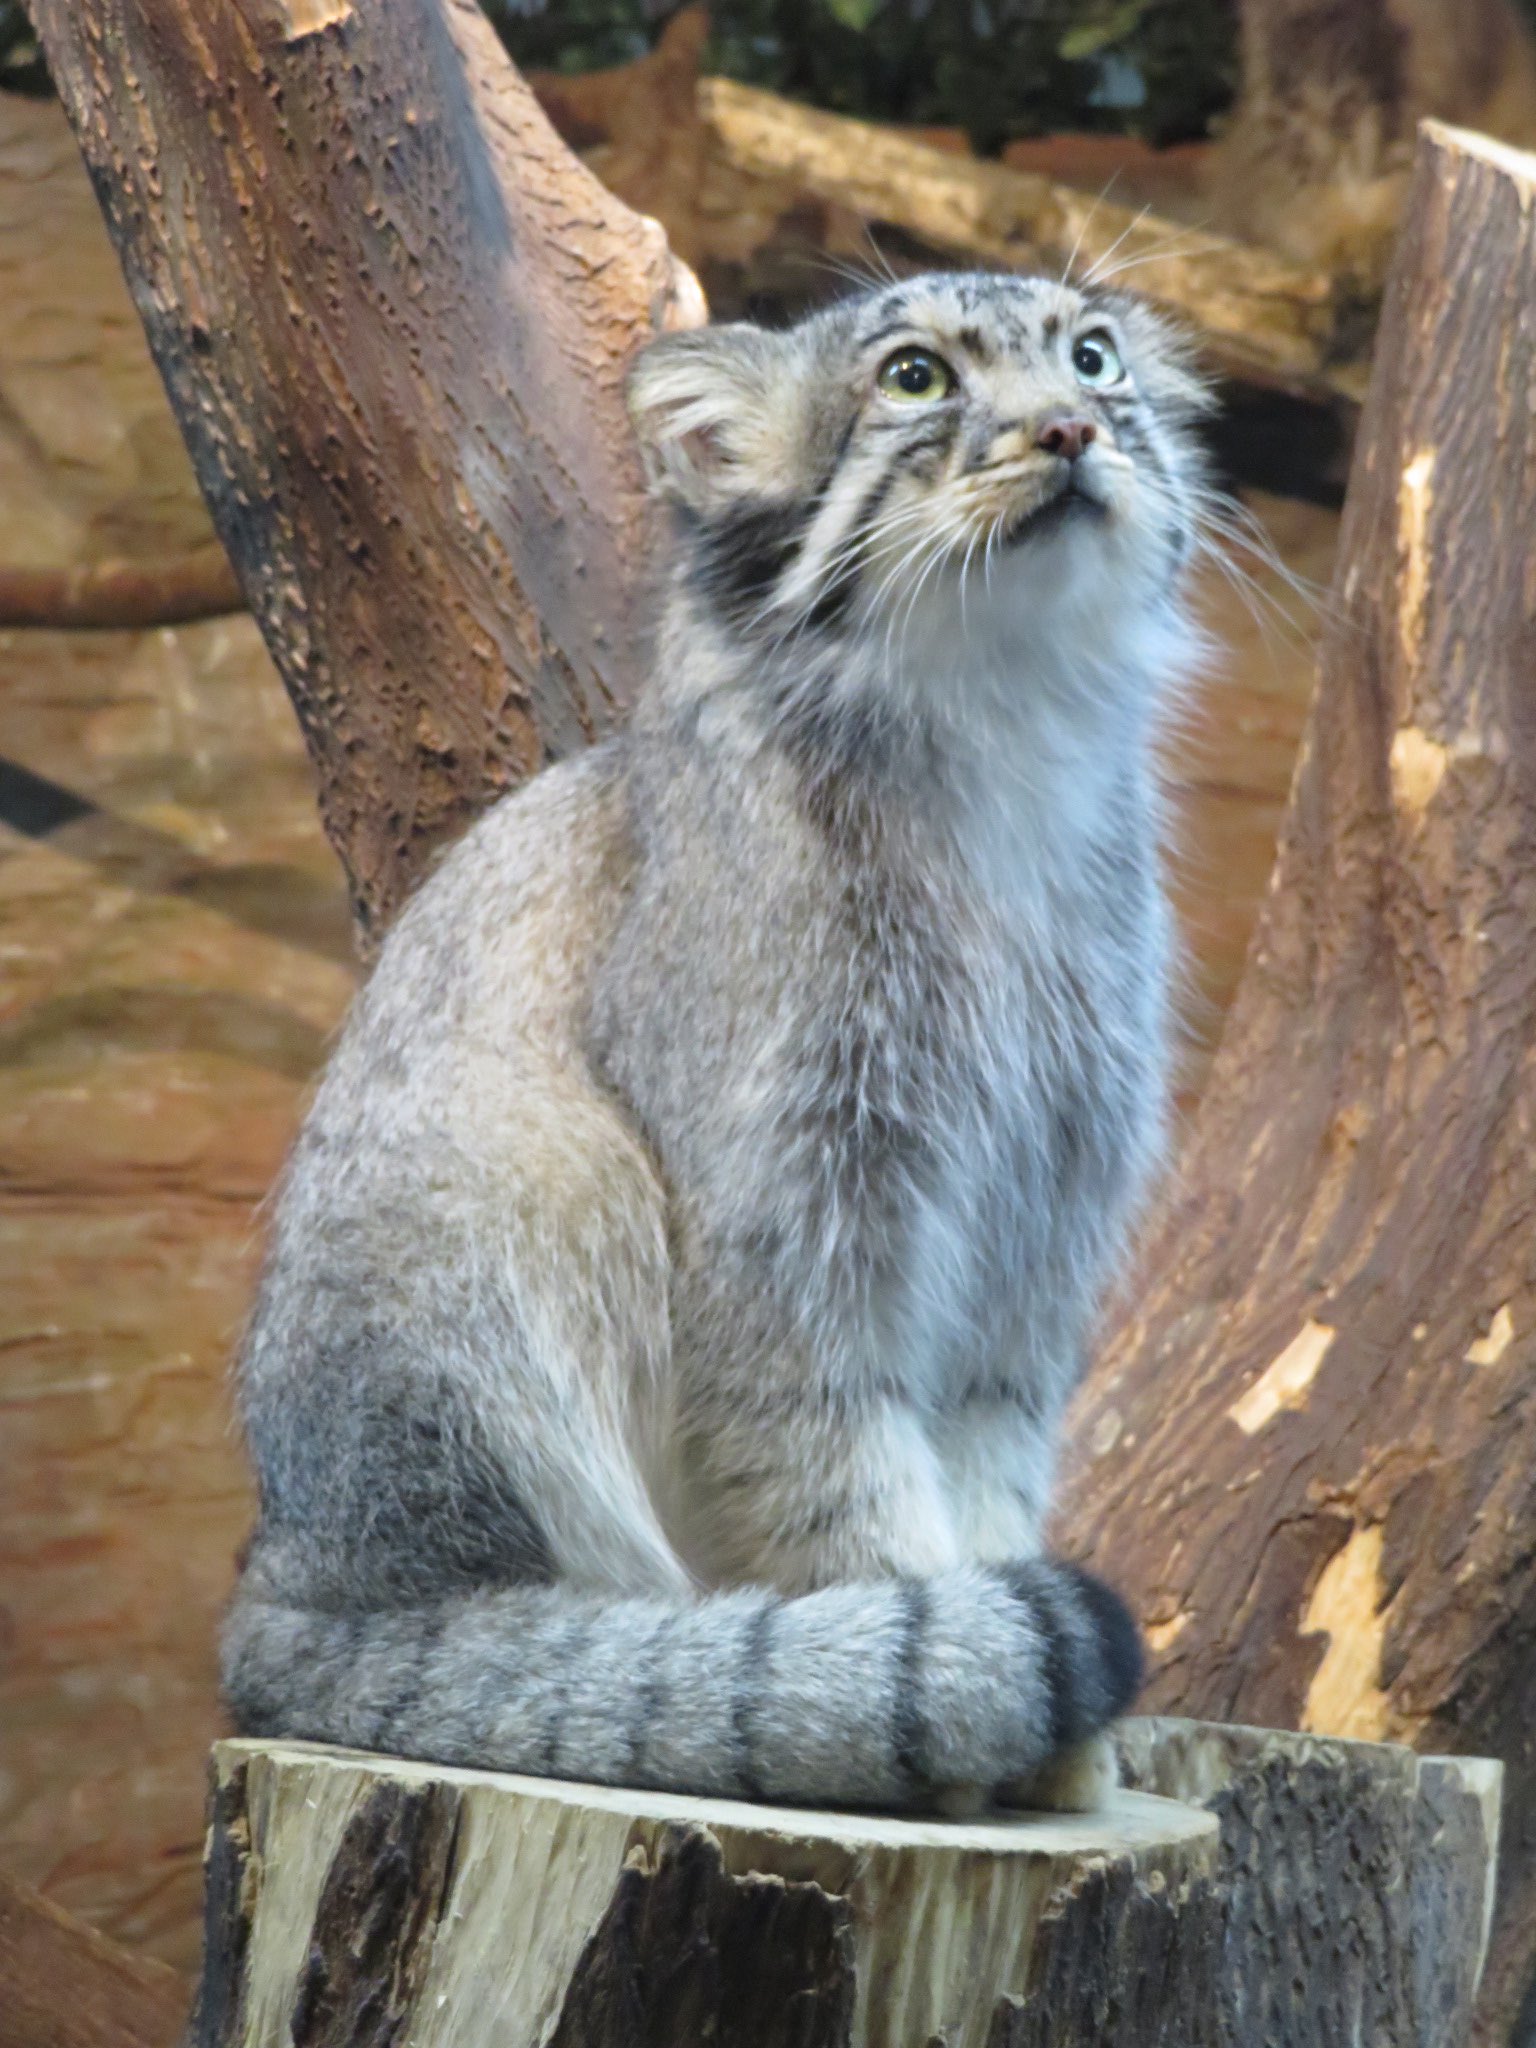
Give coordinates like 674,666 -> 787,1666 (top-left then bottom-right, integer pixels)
0,1867 -> 188,2048
27,0 -> 704,948
184,1723 -> 1497,2046
1057,121 -> 1536,2044
0,546 -> 242,629
699,78 -> 1359,403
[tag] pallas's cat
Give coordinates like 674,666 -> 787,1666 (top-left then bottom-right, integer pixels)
224,272 -> 1213,1812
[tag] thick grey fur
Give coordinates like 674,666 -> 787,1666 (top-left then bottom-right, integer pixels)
225,272 -> 1213,1810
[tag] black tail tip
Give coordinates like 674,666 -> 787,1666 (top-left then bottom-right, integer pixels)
1059,1561 -> 1145,1718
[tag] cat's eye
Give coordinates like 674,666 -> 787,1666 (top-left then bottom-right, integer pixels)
1071,330 -> 1124,388
877,348 -> 956,403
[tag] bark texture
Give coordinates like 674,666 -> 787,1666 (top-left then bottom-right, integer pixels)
1116,1719 -> 1501,2046
1058,122 -> 1536,2045
27,0 -> 702,948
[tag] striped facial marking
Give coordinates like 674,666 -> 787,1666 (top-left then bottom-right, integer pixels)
629,272 -> 1214,652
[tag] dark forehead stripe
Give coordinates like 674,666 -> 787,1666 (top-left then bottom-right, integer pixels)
861,319 -> 918,352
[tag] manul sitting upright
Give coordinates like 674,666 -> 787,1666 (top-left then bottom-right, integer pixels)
224,271 -> 1215,1814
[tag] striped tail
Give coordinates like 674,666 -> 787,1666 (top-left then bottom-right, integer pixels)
222,1557 -> 1142,1808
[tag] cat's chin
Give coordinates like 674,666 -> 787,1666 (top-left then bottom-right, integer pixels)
999,483 -> 1108,550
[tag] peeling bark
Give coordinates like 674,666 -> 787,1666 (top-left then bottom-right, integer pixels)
1059,122 -> 1536,2045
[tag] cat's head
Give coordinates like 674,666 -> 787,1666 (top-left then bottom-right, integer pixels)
628,271 -> 1213,676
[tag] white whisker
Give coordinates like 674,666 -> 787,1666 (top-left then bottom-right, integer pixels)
1080,204 -> 1152,290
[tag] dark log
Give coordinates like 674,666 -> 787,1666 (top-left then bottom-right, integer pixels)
1058,121 -> 1536,2045
1116,1719 -> 1501,2045
0,1866 -> 188,2048
26,0 -> 703,949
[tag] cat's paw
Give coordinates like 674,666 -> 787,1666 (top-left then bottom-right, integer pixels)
996,1733 -> 1120,1815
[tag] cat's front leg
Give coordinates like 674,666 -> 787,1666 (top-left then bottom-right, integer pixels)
931,1377 -> 1058,1568
934,1384 -> 1128,1816
685,1372 -> 965,1594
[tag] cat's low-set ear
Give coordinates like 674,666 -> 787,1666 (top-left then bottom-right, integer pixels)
627,324 -> 801,511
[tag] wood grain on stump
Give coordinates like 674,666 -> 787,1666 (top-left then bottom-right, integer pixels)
184,1723 -> 1498,2047
186,1738 -> 1221,2048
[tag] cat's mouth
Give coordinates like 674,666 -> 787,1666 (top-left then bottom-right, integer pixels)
1000,477 -> 1109,549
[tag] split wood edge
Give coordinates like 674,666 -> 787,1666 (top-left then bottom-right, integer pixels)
185,1717 -> 1499,2048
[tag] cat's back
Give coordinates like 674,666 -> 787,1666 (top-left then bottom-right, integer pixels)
325,739 -> 637,1087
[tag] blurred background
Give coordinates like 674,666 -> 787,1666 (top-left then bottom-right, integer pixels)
0,0 -> 1531,1984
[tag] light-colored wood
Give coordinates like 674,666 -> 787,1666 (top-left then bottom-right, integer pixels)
188,1721 -> 1502,2047
192,1737 -> 1222,2048
698,76 -> 1358,402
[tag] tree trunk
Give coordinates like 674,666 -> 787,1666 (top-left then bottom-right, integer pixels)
1057,121 -> 1536,2046
182,1722 -> 1497,2048
26,0 -> 703,949
1208,0 -> 1536,285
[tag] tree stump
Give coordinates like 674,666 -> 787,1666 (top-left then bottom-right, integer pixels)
182,1722 -> 1497,2048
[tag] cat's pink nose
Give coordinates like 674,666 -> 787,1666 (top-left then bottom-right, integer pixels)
1036,416 -> 1097,461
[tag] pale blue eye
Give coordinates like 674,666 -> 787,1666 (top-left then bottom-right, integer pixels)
1072,330 -> 1124,387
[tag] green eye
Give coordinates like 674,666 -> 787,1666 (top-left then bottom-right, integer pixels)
877,348 -> 955,403
1072,329 -> 1124,387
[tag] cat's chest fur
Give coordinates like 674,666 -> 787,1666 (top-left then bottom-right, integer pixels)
591,723 -> 1167,1390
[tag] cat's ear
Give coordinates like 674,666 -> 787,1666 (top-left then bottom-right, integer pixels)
627,324 -> 802,511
